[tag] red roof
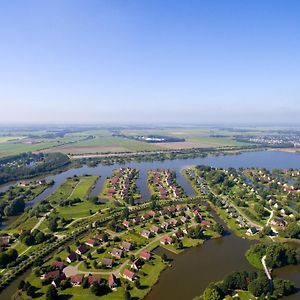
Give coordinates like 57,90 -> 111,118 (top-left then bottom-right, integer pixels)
123,268 -> 135,280
70,275 -> 84,284
140,250 -> 151,261
88,275 -> 101,286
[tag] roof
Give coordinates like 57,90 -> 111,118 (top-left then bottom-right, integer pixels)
123,268 -> 135,280
67,252 -> 77,261
88,275 -> 101,286
51,261 -> 65,269
111,248 -> 123,258
108,273 -> 117,287
70,275 -> 84,284
140,250 -> 151,260
102,258 -> 113,266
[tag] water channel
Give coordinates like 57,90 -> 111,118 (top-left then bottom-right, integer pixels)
0,150 -> 300,299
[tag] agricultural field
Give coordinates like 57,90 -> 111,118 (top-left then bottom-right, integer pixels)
0,126 -> 260,158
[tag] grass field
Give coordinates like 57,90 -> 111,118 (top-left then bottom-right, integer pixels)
54,175 -> 100,219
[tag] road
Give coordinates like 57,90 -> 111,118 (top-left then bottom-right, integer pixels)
262,255 -> 272,280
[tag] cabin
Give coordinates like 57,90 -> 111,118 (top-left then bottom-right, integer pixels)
51,261 -> 65,270
121,241 -> 133,252
140,250 -> 151,261
123,269 -> 136,281
108,273 -> 118,289
131,258 -> 143,270
111,248 -> 123,259
85,239 -> 98,247
150,225 -> 160,235
246,227 -> 258,235
70,275 -> 84,286
141,230 -> 152,239
122,220 -> 130,228
160,236 -> 174,245
76,245 -> 88,255
66,252 -> 77,263
102,258 -> 113,268
88,275 -> 101,286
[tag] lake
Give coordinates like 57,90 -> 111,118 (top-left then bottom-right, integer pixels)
0,150 -> 299,299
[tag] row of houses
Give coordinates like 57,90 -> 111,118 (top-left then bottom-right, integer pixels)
149,169 -> 184,200
42,269 -> 118,290
106,168 -> 138,200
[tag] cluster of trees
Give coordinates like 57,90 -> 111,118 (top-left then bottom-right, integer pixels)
0,248 -> 18,268
187,225 -> 205,239
2,198 -> 25,216
202,270 -> 295,300
18,280 -> 37,298
0,152 -> 70,185
20,229 -> 50,246
59,197 -> 82,207
246,243 -> 300,269
283,222 -> 300,239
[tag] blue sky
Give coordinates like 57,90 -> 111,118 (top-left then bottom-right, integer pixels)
0,0 -> 299,124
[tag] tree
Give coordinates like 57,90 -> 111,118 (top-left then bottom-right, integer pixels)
285,222 -> 300,239
46,285 -> 58,300
248,277 -> 270,297
203,285 -> 222,300
213,223 -> 224,236
91,282 -> 101,296
124,290 -> 131,300
48,217 -> 58,232
82,277 -> 89,288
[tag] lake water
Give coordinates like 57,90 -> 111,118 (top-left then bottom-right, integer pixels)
0,150 -> 300,299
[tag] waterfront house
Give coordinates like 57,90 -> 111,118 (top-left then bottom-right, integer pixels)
131,258 -> 143,270
123,269 -> 136,281
140,250 -> 152,261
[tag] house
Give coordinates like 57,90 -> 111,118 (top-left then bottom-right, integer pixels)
131,258 -> 143,270
160,236 -> 174,245
121,241 -> 133,252
95,233 -> 106,242
70,275 -> 84,286
168,207 -> 176,213
102,258 -> 113,268
43,270 -> 66,281
246,227 -> 258,235
66,252 -> 77,263
142,214 -> 151,221
140,250 -> 151,261
111,248 -> 123,259
160,221 -> 169,230
173,230 -> 184,239
180,216 -> 187,223
51,261 -> 65,270
159,209 -> 168,216
169,218 -> 178,227
133,217 -> 141,224
123,269 -> 136,281
85,239 -> 98,247
108,273 -> 118,289
122,220 -> 130,228
150,225 -> 160,235
149,210 -> 157,218
76,245 -> 88,255
176,204 -> 182,212
0,235 -> 11,246
88,275 -> 101,286
141,230 -> 152,239
201,220 -> 211,227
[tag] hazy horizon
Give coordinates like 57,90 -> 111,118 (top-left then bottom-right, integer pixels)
1,1 -> 300,124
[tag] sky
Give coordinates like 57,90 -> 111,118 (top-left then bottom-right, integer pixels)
0,0 -> 300,125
